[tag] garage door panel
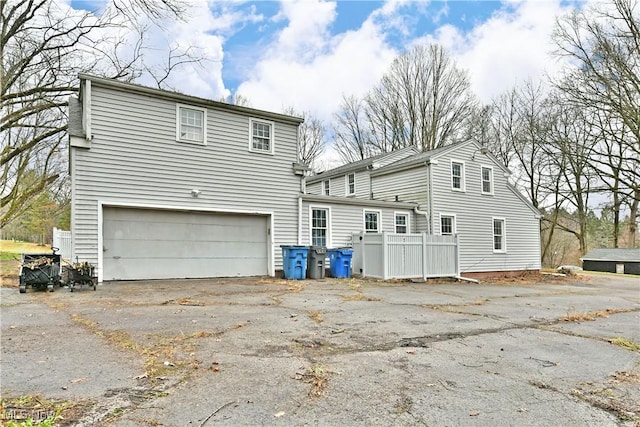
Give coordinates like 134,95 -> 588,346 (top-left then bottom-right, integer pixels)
103,207 -> 269,280
106,257 -> 266,281
104,239 -> 268,259
105,217 -> 267,242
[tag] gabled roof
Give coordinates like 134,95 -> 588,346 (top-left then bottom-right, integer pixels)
78,74 -> 304,126
371,140 -> 510,177
307,145 -> 419,183
581,248 -> 640,262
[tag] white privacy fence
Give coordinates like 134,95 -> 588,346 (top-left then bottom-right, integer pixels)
53,227 -> 72,262
352,232 -> 459,280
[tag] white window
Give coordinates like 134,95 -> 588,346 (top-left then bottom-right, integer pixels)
440,214 -> 456,236
395,213 -> 409,234
481,166 -> 493,195
249,119 -> 274,154
347,173 -> 355,195
493,218 -> 506,252
323,180 -> 330,196
363,210 -> 380,233
176,104 -> 206,144
311,208 -> 329,247
451,160 -> 465,191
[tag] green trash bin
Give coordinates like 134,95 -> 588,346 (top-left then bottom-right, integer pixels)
307,246 -> 326,279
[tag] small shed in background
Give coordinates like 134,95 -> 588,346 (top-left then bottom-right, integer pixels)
581,248 -> 640,275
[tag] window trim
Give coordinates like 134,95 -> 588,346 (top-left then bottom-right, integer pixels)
323,180 -> 330,196
176,104 -> 207,145
363,209 -> 382,233
309,205 -> 331,247
492,217 -> 507,253
248,118 -> 275,154
394,211 -> 410,234
481,165 -> 494,195
450,159 -> 466,192
346,173 -> 356,196
440,213 -> 457,236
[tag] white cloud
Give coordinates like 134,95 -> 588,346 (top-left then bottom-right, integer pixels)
435,0 -> 575,103
236,1 -> 398,122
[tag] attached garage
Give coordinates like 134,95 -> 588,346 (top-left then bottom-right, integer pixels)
102,207 -> 270,280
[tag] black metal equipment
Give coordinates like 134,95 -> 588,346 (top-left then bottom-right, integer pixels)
64,260 -> 97,292
19,249 -> 62,293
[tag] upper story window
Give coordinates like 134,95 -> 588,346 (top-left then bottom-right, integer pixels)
364,210 -> 380,233
493,218 -> 506,252
323,180 -> 330,196
176,104 -> 206,144
441,214 -> 456,236
395,213 -> 408,234
481,166 -> 493,195
249,119 -> 274,154
347,173 -> 355,195
451,161 -> 465,191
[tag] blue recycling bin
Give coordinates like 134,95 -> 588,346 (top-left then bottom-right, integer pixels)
280,245 -> 309,280
327,248 -> 353,278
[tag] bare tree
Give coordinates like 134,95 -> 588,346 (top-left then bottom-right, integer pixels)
332,44 -> 477,162
332,94 -> 376,163
553,0 -> 640,247
282,107 -> 326,169
1,0 -> 204,227
366,44 -> 477,152
543,92 -> 599,257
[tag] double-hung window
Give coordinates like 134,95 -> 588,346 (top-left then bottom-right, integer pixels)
323,180 -> 330,196
493,218 -> 506,252
395,213 -> 408,234
177,104 -> 206,144
363,210 -> 380,233
440,215 -> 455,236
250,119 -> 274,154
311,208 -> 328,247
347,173 -> 355,195
481,166 -> 493,195
451,161 -> 465,191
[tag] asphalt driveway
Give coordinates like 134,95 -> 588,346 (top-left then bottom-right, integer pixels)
1,272 -> 639,426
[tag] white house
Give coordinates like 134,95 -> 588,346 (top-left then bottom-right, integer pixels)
68,75 -> 540,282
304,142 -> 542,276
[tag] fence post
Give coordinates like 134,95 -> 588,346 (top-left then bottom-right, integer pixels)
359,232 -> 366,278
381,232 -> 388,280
455,234 -> 460,277
422,232 -> 427,280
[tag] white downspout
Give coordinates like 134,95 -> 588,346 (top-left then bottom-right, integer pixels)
297,194 -> 303,245
413,161 -> 432,234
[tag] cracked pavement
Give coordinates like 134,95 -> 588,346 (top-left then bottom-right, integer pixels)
1,272 -> 639,426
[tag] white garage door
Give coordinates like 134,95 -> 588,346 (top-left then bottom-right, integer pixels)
102,207 -> 269,280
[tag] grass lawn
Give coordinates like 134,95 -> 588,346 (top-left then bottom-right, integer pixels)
1,240 -> 54,287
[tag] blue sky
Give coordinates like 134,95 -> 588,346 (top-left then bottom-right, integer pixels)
67,0 -> 586,165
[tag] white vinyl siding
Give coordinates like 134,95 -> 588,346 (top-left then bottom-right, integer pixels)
71,81 -> 301,279
249,118 -> 274,154
481,166 -> 493,195
300,200 -> 415,248
371,167 -> 429,232
176,104 -> 206,144
430,142 -> 540,273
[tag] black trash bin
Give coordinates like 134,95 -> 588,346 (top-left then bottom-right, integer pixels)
307,246 -> 327,279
